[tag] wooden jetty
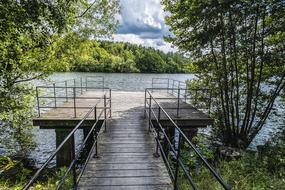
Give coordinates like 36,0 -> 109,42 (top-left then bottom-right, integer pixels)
25,77 -> 225,190
77,91 -> 173,189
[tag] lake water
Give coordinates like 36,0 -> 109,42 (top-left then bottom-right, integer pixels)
28,72 -> 284,164
30,72 -> 195,165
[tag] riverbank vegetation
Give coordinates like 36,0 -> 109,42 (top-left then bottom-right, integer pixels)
163,0 -> 285,148
177,131 -> 285,190
54,34 -> 193,73
0,0 -> 120,184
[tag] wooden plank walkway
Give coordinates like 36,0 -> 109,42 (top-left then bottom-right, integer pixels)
77,91 -> 173,190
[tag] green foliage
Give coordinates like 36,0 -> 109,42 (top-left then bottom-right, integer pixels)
0,83 -> 36,155
163,0 -> 285,148
177,134 -> 285,190
0,0 -> 120,155
186,154 -> 285,190
0,157 -> 73,189
182,135 -> 214,168
54,34 -> 192,73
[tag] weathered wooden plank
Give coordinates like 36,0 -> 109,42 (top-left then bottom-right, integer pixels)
97,152 -> 156,157
98,147 -> 154,153
79,176 -> 172,186
99,143 -> 154,149
82,169 -> 170,178
88,156 -> 163,163
84,163 -> 168,171
77,185 -> 173,190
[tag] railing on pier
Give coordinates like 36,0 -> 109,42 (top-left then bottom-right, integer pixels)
23,91 -> 111,190
43,76 -> 104,89
35,76 -> 109,117
145,89 -> 230,190
151,78 -> 212,114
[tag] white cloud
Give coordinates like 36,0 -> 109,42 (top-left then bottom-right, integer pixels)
113,34 -> 177,53
101,0 -> 177,53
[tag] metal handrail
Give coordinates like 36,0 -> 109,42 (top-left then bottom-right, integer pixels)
85,76 -> 105,90
38,76 -> 105,113
151,78 -> 212,114
145,89 -> 230,190
144,88 -> 212,118
36,85 -> 111,117
23,92 -> 111,190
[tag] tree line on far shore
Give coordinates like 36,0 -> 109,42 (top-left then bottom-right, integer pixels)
53,34 -> 195,73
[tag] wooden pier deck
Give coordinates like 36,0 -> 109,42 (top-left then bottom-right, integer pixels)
34,90 -> 213,127
33,89 -> 214,189
77,91 -> 173,190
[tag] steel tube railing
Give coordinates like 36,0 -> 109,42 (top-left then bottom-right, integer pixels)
23,91 -> 111,189
145,89 -> 230,190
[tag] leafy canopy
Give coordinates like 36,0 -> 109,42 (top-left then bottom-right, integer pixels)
163,0 -> 285,148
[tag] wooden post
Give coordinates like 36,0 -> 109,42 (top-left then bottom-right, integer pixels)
55,129 -> 75,167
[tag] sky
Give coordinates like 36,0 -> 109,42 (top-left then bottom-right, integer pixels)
112,0 -> 177,53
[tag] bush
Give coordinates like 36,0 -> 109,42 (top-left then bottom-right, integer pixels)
177,134 -> 285,190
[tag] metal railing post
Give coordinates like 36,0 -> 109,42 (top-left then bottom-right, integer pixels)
158,106 -> 161,120
174,134 -> 182,190
144,90 -> 147,118
153,106 -> 161,158
109,89 -> 112,118
80,77 -> 83,94
103,77 -> 105,88
184,87 -> 187,103
65,81 -> 68,102
172,80 -> 174,94
148,96 -> 152,132
72,135 -> 77,188
85,77 -> 88,91
104,95 -> 107,132
94,132 -> 99,158
73,78 -> 76,87
94,106 -> 97,120
167,79 -> 170,93
177,88 -> 180,118
73,87 -> 76,118
36,87 -> 40,117
53,83 -> 57,108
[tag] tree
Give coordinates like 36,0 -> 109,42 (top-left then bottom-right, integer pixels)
0,0 -> 119,154
136,51 -> 166,73
163,0 -> 285,148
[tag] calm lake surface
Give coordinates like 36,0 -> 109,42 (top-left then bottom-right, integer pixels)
29,72 -> 283,164
30,73 -> 195,164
